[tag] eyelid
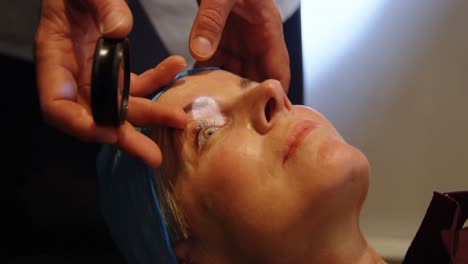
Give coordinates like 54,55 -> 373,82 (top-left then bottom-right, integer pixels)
198,125 -> 222,153
184,95 -> 232,153
191,117 -> 227,153
190,96 -> 221,119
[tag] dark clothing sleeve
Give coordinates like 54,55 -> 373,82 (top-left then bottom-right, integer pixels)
402,191 -> 468,264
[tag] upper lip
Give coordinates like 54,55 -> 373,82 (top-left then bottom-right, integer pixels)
283,120 -> 320,164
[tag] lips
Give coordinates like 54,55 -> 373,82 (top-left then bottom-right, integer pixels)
283,120 -> 319,164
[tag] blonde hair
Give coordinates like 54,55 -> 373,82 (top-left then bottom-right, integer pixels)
151,126 -> 190,244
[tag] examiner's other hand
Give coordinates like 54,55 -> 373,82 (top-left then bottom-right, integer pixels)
190,0 -> 291,93
34,0 -> 188,168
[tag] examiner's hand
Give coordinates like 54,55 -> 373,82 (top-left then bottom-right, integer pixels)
34,0 -> 188,168
189,0 -> 291,93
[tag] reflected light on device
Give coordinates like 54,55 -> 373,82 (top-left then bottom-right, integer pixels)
301,0 -> 386,98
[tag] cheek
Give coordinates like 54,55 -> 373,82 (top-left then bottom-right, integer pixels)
201,135 -> 264,198
191,131 -> 282,232
293,106 -> 341,136
293,106 -> 331,124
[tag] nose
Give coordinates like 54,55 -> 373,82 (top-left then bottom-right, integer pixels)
242,79 -> 291,134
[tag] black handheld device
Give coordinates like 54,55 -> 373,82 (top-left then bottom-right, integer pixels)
91,37 -> 130,127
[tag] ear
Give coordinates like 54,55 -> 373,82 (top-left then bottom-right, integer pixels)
174,239 -> 193,263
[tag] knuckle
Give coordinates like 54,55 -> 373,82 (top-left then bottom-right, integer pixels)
89,0 -> 113,13
86,0 -> 119,23
98,1 -> 116,17
197,7 -> 226,35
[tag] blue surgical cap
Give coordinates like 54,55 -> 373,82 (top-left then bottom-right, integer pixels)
96,67 -> 220,264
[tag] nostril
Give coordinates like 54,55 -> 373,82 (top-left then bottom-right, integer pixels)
265,99 -> 275,122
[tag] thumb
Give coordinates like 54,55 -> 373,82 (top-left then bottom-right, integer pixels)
86,0 -> 133,38
189,0 -> 236,61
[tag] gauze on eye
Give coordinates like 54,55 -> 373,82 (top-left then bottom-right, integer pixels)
191,96 -> 226,124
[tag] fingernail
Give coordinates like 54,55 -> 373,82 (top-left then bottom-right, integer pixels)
191,36 -> 213,58
99,12 -> 124,34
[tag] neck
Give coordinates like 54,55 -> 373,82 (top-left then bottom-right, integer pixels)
298,217 -> 386,264
267,212 -> 387,264
306,240 -> 386,264
195,211 -> 387,264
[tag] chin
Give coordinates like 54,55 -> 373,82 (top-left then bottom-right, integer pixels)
292,134 -> 371,220
320,138 -> 371,213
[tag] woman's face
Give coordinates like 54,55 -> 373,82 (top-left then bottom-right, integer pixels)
156,70 -> 370,259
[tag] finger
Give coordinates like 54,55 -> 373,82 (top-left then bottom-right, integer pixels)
192,50 -> 226,69
264,42 -> 291,93
260,16 -> 291,92
126,97 -> 188,128
116,121 -> 163,168
222,56 -> 243,77
42,99 -> 118,144
189,0 -> 236,61
260,18 -> 290,91
35,1 -> 77,103
130,55 -> 187,97
85,0 -> 133,37
243,59 -> 262,84
245,8 -> 290,92
34,54 -> 112,141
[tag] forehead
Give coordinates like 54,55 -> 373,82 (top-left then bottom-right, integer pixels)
157,70 -> 244,107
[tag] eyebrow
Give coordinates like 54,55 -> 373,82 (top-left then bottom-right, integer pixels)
240,78 -> 254,90
182,78 -> 254,113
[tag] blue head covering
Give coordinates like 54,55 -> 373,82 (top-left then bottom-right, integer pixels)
96,67 -> 220,264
